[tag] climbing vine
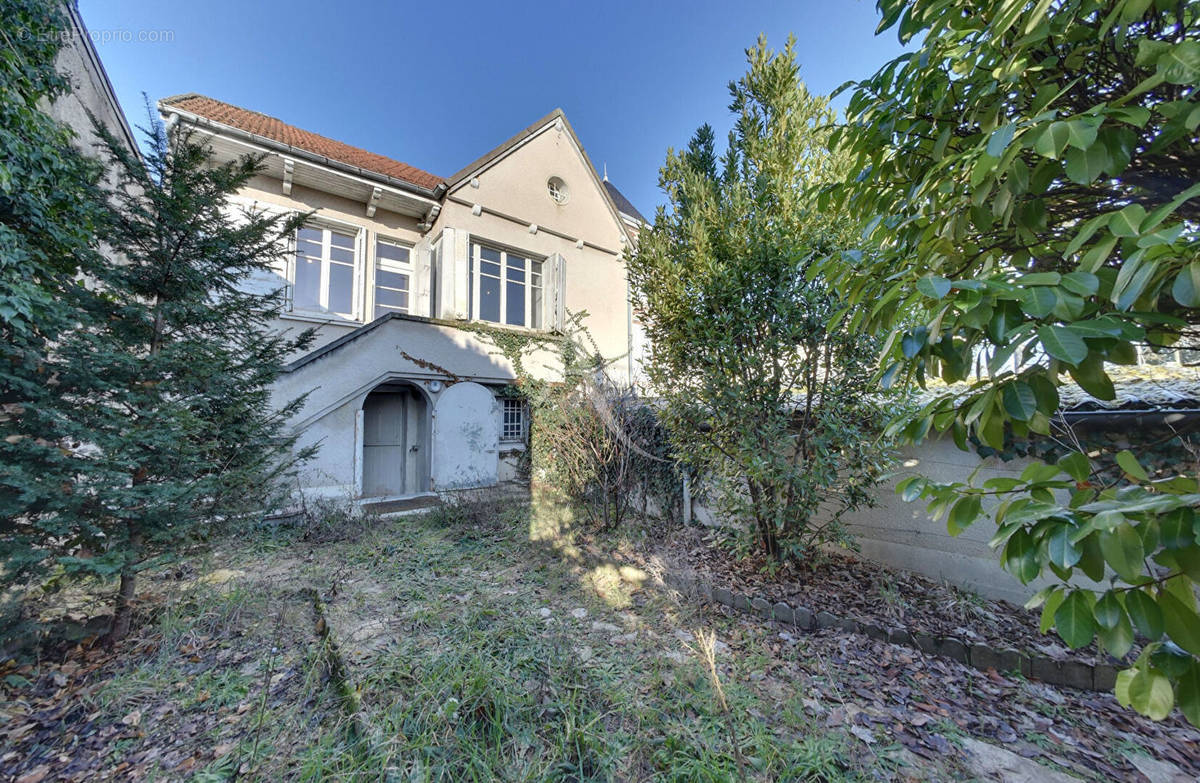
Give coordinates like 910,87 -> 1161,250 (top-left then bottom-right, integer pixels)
473,312 -> 681,528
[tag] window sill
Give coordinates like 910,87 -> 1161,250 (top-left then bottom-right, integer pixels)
467,318 -> 548,335
279,311 -> 363,327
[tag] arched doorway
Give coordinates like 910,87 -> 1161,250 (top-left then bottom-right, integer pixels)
361,382 -> 429,498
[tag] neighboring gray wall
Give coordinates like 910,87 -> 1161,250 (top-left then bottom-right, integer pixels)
684,436 -> 1063,606
839,437 -> 1050,605
47,4 -> 138,164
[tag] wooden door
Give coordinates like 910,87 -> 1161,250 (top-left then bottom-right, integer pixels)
362,391 -> 408,497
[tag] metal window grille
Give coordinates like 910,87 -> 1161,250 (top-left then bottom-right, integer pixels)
501,398 -> 524,440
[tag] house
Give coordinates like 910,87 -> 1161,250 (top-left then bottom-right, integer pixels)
47,3 -> 139,176
158,95 -> 647,503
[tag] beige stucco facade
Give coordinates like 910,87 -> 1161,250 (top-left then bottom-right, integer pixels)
162,101 -> 644,502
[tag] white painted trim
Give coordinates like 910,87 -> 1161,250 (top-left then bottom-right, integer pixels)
445,118 -> 631,249
290,369 -> 516,433
448,118 -> 562,196
167,118 -> 441,211
281,157 -> 295,195
370,234 -> 416,320
290,221 -> 364,321
354,408 -> 364,496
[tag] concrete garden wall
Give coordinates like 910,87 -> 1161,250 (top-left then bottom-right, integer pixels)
683,436 -> 1061,605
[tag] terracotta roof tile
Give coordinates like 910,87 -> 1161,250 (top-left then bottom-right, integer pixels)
160,93 -> 442,191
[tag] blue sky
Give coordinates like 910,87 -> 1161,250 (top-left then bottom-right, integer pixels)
79,1 -> 910,218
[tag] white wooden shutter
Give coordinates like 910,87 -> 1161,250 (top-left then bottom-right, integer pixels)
551,253 -> 567,331
451,228 -> 470,320
413,238 -> 431,317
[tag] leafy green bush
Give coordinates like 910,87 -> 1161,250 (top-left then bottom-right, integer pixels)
822,0 -> 1200,725
628,38 -> 893,562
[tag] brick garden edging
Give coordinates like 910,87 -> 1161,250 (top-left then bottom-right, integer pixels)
659,571 -> 1116,692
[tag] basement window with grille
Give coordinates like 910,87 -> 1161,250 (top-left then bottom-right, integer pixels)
501,398 -> 525,441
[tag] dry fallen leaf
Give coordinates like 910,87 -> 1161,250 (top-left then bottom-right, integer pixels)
15,765 -> 50,783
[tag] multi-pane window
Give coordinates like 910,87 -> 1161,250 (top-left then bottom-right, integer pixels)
469,242 -> 543,328
501,398 -> 525,441
374,238 -> 412,319
293,225 -> 356,317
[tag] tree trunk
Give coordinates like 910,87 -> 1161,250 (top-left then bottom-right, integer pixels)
748,481 -> 780,561
107,523 -> 143,643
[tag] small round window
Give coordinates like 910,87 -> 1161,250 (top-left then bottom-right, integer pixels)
547,176 -> 569,205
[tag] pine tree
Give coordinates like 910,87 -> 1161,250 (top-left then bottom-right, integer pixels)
61,119 -> 315,640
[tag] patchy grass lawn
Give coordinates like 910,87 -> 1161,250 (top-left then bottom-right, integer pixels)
3,490 -> 1191,781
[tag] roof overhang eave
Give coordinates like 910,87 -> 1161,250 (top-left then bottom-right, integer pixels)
161,105 -> 447,202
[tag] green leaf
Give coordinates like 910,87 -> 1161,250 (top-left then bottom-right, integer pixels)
1064,143 -> 1110,185
1022,287 -> 1058,318
986,122 -> 1017,157
1040,587 -> 1066,634
916,275 -> 951,299
1159,590 -> 1200,656
1097,611 -> 1134,659
948,494 -> 983,536
1057,451 -> 1090,482
1020,272 -> 1061,286
1065,118 -> 1100,150
1038,324 -> 1088,366
1060,272 -> 1099,296
1078,536 -> 1107,582
1099,526 -> 1145,582
1115,449 -> 1149,481
1115,668 -> 1135,708
1089,509 -> 1127,535
1167,545 -> 1200,581
1033,121 -> 1071,159
1108,106 -> 1151,127
1080,235 -> 1119,273
898,476 -> 925,502
1129,668 -> 1174,721
1069,356 -> 1116,400
1093,591 -> 1123,630
979,403 -> 1006,450
1110,204 -> 1147,237
1161,508 -> 1196,550
1003,528 -> 1040,584
1028,374 -> 1060,415
901,326 -> 929,359
1054,590 -> 1097,649
1063,214 -> 1110,258
1046,525 -> 1082,569
1178,664 -> 1200,729
1002,381 -> 1038,421
880,361 -> 902,389
1157,41 -> 1200,85
1172,262 -> 1200,308
1141,183 -> 1200,233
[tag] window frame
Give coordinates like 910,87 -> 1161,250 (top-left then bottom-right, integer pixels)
500,397 -> 526,442
289,219 -> 362,320
372,235 -> 415,320
468,241 -> 544,330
